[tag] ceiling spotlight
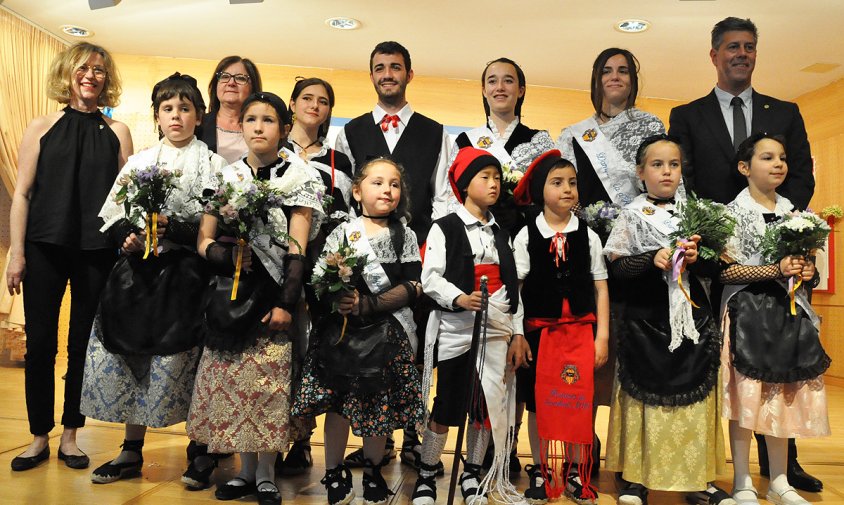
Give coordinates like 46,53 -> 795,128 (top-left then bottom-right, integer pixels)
60,25 -> 93,37
616,19 -> 650,33
325,17 -> 361,30
229,0 -> 264,3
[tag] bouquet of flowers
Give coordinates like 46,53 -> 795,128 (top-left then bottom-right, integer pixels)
310,235 -> 369,342
203,174 -> 298,300
760,211 -> 830,315
578,200 -> 622,242
113,163 -> 181,259
760,211 -> 831,261
668,194 -> 736,306
501,162 -> 524,197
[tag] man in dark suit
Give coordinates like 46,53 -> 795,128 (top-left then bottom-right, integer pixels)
669,17 -> 821,494
669,17 -> 814,210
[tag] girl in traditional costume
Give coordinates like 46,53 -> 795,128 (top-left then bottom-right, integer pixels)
511,150 -> 609,505
603,135 -> 727,505
720,133 -> 829,505
186,92 -> 324,505
82,73 -> 225,484
293,157 -> 424,505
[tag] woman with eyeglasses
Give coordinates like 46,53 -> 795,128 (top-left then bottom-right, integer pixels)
198,56 -> 263,164
6,42 -> 133,472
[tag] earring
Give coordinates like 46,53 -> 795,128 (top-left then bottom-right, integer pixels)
291,112 -> 296,123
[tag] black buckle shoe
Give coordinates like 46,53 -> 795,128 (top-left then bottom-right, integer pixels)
256,480 -> 282,505
215,478 -> 257,501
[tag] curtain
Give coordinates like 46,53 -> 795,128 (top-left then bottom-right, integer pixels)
0,8 -> 67,352
0,7 -> 67,197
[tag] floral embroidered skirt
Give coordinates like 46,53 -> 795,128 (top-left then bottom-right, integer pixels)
292,319 -> 424,437
80,332 -> 200,428
186,334 -> 293,453
721,312 -> 830,438
605,374 -> 726,491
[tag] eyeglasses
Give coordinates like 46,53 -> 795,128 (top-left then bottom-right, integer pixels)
217,72 -> 250,85
76,64 -> 107,79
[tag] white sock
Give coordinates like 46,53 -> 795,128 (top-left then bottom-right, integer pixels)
766,436 -> 791,495
465,425 -> 490,466
419,429 -> 448,475
729,421 -> 754,492
234,452 -> 257,484
255,452 -> 277,490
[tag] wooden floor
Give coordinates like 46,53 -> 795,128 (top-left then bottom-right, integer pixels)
1,359 -> 842,505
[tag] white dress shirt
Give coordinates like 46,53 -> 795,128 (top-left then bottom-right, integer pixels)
513,213 -> 608,281
714,85 -> 753,143
422,205 -> 524,360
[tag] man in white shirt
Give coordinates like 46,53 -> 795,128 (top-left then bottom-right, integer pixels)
335,40 -> 451,246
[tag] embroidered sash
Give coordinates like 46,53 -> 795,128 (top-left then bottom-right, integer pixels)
569,116 -> 639,206
344,219 -> 417,344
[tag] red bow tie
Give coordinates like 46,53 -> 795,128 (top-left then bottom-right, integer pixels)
380,114 -> 400,132
550,232 -> 568,267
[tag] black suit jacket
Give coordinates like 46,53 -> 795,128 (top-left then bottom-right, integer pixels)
668,90 -> 814,208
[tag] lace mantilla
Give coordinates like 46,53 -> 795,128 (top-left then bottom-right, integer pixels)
99,138 -> 225,232
510,130 -> 555,171
724,188 -> 795,265
321,221 -> 420,265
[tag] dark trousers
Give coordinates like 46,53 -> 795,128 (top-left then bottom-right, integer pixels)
22,241 -> 115,435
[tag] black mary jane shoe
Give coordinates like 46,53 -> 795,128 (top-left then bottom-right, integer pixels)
215,478 -> 257,501
257,480 -> 282,505
11,446 -> 50,471
58,449 -> 90,469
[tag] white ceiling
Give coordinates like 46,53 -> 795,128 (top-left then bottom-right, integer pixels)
4,0 -> 844,102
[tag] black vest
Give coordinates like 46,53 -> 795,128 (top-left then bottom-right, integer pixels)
521,219 -> 596,318
435,213 -> 518,314
343,112 -> 443,244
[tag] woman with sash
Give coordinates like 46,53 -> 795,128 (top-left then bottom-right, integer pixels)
451,57 -> 554,239
555,48 -> 675,475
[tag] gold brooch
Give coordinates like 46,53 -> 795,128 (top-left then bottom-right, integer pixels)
561,364 -> 580,385
642,206 -> 656,215
582,129 -> 598,142
277,149 -> 288,161
477,136 -> 492,149
349,231 -> 361,242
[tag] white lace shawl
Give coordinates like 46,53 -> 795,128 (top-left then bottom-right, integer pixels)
99,138 -> 225,233
724,188 -> 794,265
603,193 -> 699,351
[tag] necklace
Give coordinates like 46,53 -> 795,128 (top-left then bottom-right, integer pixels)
361,212 -> 391,220
646,194 -> 675,205
290,137 -> 321,151
599,111 -> 617,120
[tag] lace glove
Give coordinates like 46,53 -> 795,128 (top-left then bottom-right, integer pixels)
106,218 -> 139,249
719,261 -> 782,285
610,250 -> 659,280
163,218 -> 199,247
277,253 -> 307,313
205,242 -> 236,277
358,281 -> 420,317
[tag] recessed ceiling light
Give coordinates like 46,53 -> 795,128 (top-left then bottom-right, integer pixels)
60,25 -> 93,37
616,19 -> 650,33
325,17 -> 360,30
